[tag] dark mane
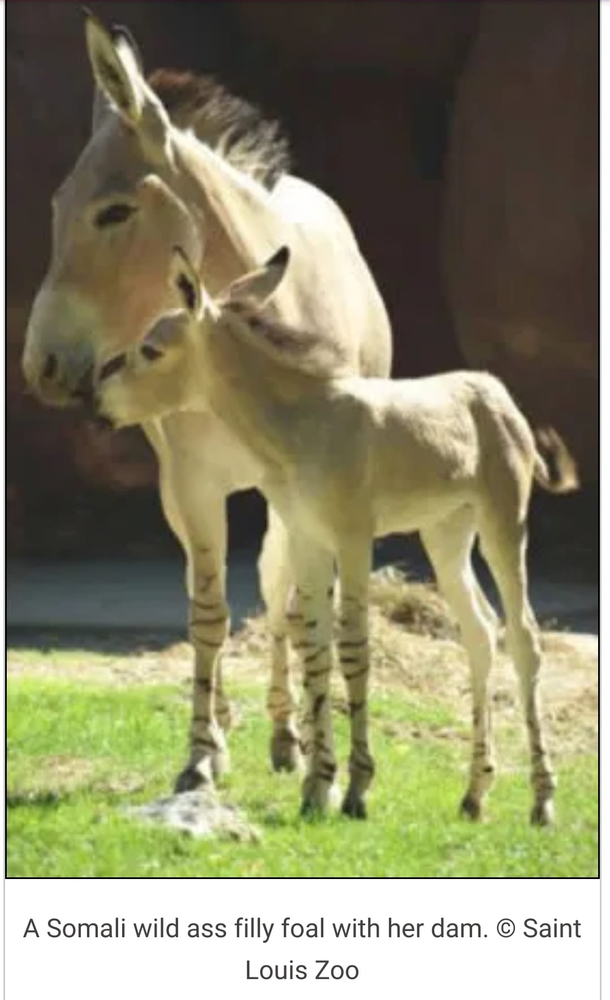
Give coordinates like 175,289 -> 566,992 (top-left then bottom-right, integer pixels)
224,303 -> 350,379
148,69 -> 290,190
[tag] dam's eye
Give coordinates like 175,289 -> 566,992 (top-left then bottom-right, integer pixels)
95,203 -> 136,228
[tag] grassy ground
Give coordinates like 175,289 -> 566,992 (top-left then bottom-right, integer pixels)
7,574 -> 598,878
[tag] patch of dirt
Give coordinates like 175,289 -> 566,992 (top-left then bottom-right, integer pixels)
368,566 -> 459,640
7,754 -> 147,801
8,572 -> 598,759
29,755 -> 96,791
7,643 -> 193,687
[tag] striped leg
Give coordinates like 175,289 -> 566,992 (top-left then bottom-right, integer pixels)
287,538 -> 336,815
422,508 -> 498,820
258,508 -> 302,772
337,542 -> 375,819
175,543 -> 231,791
145,414 -> 261,794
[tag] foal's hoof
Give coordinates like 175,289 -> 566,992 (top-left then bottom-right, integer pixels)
530,801 -> 555,827
459,794 -> 482,821
341,790 -> 367,820
174,765 -> 209,794
174,748 -> 230,793
270,731 -> 302,773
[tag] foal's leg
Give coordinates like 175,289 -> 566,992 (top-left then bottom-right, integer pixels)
421,507 -> 499,820
337,541 -> 375,819
286,538 -> 336,815
258,508 -> 301,772
479,512 -> 556,826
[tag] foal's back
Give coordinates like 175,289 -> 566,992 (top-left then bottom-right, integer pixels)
313,370 -> 536,537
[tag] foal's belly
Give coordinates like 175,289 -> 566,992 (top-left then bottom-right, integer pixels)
263,468 -> 474,551
373,484 -> 472,538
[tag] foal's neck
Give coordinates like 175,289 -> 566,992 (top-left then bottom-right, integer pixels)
199,314 -> 328,470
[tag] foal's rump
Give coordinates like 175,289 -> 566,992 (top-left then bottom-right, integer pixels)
351,370 -> 578,535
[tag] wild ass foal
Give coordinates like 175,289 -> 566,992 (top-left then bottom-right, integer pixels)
97,247 -> 578,824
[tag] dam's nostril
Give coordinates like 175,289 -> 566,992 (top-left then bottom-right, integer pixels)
76,365 -> 94,396
42,353 -> 58,380
69,365 -> 96,409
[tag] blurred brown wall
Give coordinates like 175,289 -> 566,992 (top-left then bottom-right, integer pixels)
443,1 -> 598,484
6,1 -> 597,556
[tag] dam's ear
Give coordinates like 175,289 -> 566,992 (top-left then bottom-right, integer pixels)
85,9 -> 172,162
85,10 -> 144,125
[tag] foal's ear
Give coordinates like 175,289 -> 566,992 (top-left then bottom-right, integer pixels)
222,246 -> 291,309
170,247 -> 203,319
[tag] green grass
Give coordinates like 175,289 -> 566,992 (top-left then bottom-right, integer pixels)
7,676 -> 598,878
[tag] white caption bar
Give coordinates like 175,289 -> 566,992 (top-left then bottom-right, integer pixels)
5,877 -> 600,999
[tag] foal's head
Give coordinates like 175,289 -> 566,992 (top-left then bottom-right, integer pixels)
96,246 -> 290,428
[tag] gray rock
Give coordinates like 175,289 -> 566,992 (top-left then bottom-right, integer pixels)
127,789 -> 260,842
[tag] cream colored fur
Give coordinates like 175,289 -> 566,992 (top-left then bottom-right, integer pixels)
22,15 -> 392,789
97,248 -> 577,822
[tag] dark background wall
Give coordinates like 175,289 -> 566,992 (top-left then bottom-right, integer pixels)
6,1 -> 598,558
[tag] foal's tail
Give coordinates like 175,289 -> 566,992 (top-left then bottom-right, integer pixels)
533,427 -> 580,494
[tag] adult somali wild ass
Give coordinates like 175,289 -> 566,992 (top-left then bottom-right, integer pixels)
96,246 -> 578,823
22,15 -> 392,791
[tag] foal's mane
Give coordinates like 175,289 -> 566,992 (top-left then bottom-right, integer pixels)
148,69 -> 290,190
221,302 -> 350,380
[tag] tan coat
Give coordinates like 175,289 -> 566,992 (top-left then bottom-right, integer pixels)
98,247 -> 577,822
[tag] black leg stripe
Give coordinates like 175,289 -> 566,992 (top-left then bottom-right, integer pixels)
344,666 -> 369,681
313,694 -> 326,718
307,665 -> 332,678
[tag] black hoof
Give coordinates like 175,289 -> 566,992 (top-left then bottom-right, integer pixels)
459,794 -> 482,821
300,797 -> 329,820
174,765 -> 210,794
270,734 -> 302,773
341,794 -> 367,820
530,801 -> 554,827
